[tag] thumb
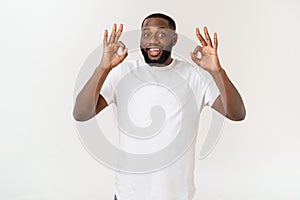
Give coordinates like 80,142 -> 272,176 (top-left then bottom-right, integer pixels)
190,52 -> 200,64
119,48 -> 128,62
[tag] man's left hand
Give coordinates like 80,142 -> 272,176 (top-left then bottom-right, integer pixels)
190,26 -> 222,74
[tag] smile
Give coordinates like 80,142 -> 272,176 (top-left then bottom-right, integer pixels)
146,48 -> 162,57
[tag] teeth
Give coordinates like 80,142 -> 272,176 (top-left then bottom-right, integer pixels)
148,48 -> 161,56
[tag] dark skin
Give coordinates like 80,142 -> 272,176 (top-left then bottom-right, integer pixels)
190,26 -> 246,121
73,17 -> 246,121
140,18 -> 177,66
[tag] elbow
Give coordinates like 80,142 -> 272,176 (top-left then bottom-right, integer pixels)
73,99 -> 96,122
73,109 -> 92,122
231,114 -> 246,121
228,109 -> 246,121
73,112 -> 85,122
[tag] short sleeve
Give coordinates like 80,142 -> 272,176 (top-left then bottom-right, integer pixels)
204,79 -> 220,107
100,75 -> 115,105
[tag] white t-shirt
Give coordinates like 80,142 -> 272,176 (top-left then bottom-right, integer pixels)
100,57 -> 220,200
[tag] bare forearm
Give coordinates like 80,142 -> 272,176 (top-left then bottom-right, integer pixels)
73,65 -> 110,121
73,24 -> 127,121
211,68 -> 246,121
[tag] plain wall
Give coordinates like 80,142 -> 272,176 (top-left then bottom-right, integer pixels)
1,0 -> 300,199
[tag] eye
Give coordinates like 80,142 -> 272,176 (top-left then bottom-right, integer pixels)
157,32 -> 166,38
143,33 -> 151,38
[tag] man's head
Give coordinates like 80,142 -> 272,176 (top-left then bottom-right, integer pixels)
140,13 -> 178,66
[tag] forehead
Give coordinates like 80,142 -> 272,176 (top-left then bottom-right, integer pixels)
142,17 -> 170,29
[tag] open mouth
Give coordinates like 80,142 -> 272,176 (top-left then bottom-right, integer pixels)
146,48 -> 162,57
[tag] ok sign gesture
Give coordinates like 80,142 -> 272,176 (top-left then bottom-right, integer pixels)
190,26 -> 221,74
100,24 -> 128,70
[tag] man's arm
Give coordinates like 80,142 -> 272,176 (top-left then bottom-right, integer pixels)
73,24 -> 128,121
210,69 -> 246,121
190,26 -> 246,121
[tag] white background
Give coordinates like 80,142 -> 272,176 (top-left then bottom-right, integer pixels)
1,0 -> 300,199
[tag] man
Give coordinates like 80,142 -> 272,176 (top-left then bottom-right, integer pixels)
73,13 -> 246,200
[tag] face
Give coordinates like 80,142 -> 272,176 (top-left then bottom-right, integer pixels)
140,17 -> 177,66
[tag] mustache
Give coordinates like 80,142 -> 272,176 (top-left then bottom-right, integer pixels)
142,47 -> 171,52
145,46 -> 163,50
141,42 -> 173,52
140,48 -> 172,65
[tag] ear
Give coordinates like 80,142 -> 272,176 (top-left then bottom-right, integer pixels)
172,33 -> 178,46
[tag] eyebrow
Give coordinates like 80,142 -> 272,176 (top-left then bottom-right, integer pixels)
142,27 -> 169,31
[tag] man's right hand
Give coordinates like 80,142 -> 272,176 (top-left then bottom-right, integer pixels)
99,24 -> 128,70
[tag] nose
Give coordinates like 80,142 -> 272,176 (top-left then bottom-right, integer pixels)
149,34 -> 159,44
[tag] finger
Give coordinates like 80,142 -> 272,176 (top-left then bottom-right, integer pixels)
115,24 -> 123,42
190,45 -> 202,63
108,24 -> 117,43
214,32 -> 218,50
193,45 -> 203,55
112,48 -> 128,67
119,48 -> 128,62
204,26 -> 212,47
196,27 -> 207,46
190,51 -> 200,64
103,29 -> 108,46
117,41 -> 126,50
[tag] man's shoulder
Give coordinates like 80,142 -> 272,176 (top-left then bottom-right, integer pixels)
107,57 -> 142,80
172,58 -> 201,73
119,57 -> 143,69
172,58 -> 214,82
172,58 -> 191,68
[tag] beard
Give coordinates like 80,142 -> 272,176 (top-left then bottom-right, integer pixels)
140,43 -> 173,66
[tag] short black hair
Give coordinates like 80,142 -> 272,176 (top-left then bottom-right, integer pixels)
141,13 -> 176,30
